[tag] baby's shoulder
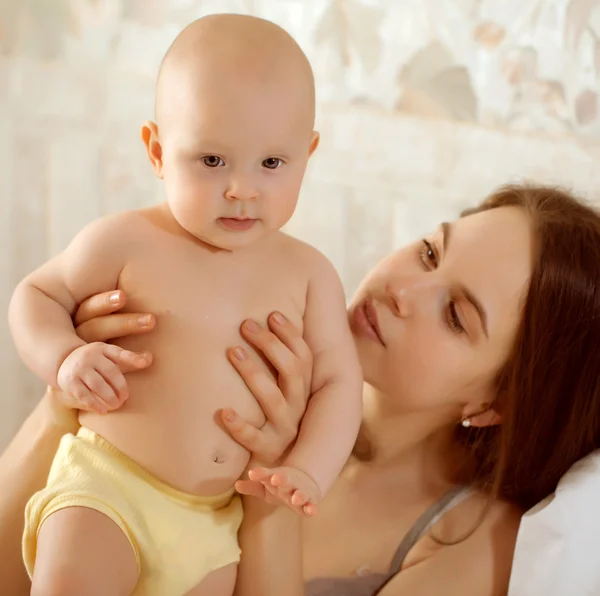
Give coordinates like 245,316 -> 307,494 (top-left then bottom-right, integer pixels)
80,207 -> 155,239
271,232 -> 339,281
78,207 -> 167,252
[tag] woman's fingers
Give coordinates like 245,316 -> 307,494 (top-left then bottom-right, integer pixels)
226,348 -> 294,434
74,290 -> 126,326
239,319 -> 309,410
75,313 -> 155,343
266,312 -> 313,390
221,409 -> 265,453
240,320 -> 300,380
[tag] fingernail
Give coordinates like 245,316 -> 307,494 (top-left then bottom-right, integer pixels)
138,315 -> 152,327
272,312 -> 286,324
109,292 -> 120,305
233,347 -> 247,360
224,410 -> 236,422
244,320 -> 259,333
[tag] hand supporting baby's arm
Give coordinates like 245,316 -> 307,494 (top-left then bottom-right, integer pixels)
269,252 -> 363,504
9,214 -> 137,413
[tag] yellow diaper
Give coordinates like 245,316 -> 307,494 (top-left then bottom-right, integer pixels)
23,427 -> 243,595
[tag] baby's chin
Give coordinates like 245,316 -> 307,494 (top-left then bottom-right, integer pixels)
182,223 -> 273,252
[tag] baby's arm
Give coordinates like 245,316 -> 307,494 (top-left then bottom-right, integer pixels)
273,250 -> 363,503
9,213 -> 134,412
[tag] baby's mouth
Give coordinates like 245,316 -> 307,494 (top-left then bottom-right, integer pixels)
218,217 -> 258,231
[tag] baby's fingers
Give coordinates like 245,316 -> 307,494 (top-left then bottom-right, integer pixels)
95,359 -> 128,403
234,479 -> 267,499
302,503 -> 317,516
290,491 -> 316,515
69,379 -> 107,414
247,467 -> 274,483
290,490 -> 309,507
81,370 -> 118,410
106,347 -> 153,374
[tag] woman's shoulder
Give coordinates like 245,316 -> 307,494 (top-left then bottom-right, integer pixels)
401,491 -> 522,588
440,489 -> 522,542
376,492 -> 522,595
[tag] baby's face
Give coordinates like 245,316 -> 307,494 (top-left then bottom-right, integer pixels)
158,77 -> 317,251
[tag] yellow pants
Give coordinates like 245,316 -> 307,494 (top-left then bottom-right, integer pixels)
23,428 -> 243,595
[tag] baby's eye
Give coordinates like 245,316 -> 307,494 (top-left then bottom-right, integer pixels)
262,157 -> 284,170
202,155 -> 225,168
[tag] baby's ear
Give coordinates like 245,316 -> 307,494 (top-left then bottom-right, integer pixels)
308,131 -> 320,157
141,121 -> 164,178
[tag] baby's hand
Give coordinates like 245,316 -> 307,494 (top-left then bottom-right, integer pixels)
57,342 -> 142,414
242,465 -> 322,516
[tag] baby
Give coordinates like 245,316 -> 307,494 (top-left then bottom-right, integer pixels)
9,13 -> 362,596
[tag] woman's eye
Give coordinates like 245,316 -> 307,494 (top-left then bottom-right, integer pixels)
262,157 -> 284,170
202,155 -> 225,168
419,240 -> 438,268
448,301 -> 465,334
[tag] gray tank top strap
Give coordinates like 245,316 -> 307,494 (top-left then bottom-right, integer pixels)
305,485 -> 472,596
387,485 -> 472,576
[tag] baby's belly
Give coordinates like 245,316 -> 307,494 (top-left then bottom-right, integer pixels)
80,340 -> 267,496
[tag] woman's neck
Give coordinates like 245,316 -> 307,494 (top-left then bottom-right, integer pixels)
351,383 -> 461,491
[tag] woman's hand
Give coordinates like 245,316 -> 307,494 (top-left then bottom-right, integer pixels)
44,290 -> 156,419
221,312 -> 315,515
74,290 -> 155,347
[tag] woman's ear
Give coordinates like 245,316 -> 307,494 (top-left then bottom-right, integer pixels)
463,406 -> 502,428
470,408 -> 502,428
141,121 -> 164,178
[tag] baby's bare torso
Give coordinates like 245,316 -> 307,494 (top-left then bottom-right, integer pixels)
80,207 -> 308,495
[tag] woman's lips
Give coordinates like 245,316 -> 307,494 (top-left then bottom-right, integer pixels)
350,299 -> 385,346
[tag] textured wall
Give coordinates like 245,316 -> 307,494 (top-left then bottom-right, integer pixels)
1,0 -> 600,447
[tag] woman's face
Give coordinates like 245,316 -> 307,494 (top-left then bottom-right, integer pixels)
348,206 -> 533,417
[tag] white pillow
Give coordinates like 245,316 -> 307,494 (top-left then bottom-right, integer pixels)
508,449 -> 600,596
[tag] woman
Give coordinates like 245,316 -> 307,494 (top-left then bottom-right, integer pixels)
2,184 -> 600,596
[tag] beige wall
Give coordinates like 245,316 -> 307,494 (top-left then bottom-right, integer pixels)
1,0 -> 600,447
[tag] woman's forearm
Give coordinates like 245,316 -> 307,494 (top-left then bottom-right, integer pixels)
235,496 -> 304,596
0,394 -> 78,596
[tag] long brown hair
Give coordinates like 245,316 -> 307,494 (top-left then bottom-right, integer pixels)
457,184 -> 600,511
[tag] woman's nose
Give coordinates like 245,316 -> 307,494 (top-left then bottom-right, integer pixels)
385,275 -> 441,318
385,279 -> 412,318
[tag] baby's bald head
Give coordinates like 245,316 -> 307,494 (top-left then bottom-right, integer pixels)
143,15 -> 319,250
155,14 -> 315,136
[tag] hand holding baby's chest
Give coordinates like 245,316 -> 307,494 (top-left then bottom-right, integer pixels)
114,231 -> 307,412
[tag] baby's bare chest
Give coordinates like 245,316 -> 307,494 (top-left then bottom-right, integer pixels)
117,238 -> 307,350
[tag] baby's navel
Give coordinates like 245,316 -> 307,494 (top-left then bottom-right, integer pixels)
212,452 -> 226,464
